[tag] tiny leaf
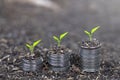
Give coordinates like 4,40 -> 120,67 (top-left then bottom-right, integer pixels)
84,30 -> 90,36
53,36 -> 60,42
26,43 -> 31,49
33,40 -> 41,47
91,26 -> 100,34
60,32 -> 68,40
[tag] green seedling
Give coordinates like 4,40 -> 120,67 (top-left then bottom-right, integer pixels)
84,26 -> 100,41
53,32 -> 68,47
26,40 -> 41,56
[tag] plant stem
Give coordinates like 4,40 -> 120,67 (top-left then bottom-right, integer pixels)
30,47 -> 34,55
89,35 -> 92,41
58,41 -> 61,47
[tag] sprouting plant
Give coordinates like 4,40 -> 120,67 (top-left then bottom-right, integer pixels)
84,26 -> 100,41
53,32 -> 68,47
26,40 -> 41,55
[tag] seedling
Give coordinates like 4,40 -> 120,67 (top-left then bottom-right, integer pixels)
26,39 -> 41,56
84,26 -> 100,41
53,32 -> 68,47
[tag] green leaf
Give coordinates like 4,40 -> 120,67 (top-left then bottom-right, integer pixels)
33,39 -> 41,47
91,26 -> 100,34
26,43 -> 31,49
53,36 -> 60,42
60,32 -> 68,40
84,30 -> 90,36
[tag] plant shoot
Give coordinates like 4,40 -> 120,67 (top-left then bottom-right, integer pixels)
53,32 -> 68,47
26,39 -> 41,55
84,26 -> 100,41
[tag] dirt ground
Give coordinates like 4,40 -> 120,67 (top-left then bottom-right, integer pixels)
0,0 -> 120,80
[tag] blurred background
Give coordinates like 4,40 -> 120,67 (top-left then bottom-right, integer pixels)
0,0 -> 120,49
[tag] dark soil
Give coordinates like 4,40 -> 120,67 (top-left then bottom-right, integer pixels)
80,39 -> 101,49
0,27 -> 119,80
24,47 -> 44,60
48,45 -> 71,54
0,0 -> 120,80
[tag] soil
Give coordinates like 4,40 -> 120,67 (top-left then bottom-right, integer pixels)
48,45 -> 72,54
80,39 -> 101,49
24,47 -> 44,60
0,0 -> 120,80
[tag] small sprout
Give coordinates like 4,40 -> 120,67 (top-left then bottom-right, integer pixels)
84,26 -> 100,41
26,40 -> 41,56
53,32 -> 68,47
